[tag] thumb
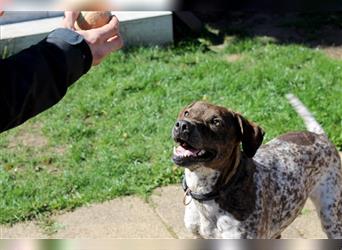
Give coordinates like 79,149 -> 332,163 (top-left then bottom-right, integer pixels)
62,11 -> 80,30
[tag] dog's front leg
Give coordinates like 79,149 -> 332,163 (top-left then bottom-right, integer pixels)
184,202 -> 201,237
217,215 -> 244,239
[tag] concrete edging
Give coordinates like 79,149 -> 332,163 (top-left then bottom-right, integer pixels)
0,11 -> 173,55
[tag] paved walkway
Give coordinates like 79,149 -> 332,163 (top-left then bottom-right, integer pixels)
1,184 -> 327,239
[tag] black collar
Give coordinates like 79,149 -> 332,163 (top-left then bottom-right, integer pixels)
182,177 -> 220,202
182,161 -> 245,203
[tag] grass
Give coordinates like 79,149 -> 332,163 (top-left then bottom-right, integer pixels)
300,208 -> 311,216
0,35 -> 341,224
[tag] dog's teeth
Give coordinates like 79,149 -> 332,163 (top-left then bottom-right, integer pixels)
198,150 -> 206,156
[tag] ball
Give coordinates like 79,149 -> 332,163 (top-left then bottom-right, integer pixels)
75,11 -> 112,30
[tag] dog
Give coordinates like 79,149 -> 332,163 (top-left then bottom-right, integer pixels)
171,95 -> 342,239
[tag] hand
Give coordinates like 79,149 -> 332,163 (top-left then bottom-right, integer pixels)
0,11 -> 4,16
63,11 -> 123,66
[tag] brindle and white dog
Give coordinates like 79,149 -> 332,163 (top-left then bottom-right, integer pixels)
172,94 -> 342,239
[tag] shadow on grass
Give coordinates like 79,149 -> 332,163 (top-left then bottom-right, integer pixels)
178,12 -> 342,49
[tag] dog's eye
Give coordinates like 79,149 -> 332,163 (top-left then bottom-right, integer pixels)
211,118 -> 221,127
184,111 -> 190,117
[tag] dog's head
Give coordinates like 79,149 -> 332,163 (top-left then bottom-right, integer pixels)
172,101 -> 264,169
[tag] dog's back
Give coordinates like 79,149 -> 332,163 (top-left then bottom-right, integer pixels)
252,94 -> 342,238
286,93 -> 342,238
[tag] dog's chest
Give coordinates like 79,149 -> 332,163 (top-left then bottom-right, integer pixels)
184,168 -> 247,238
186,199 -> 245,238
184,166 -> 278,239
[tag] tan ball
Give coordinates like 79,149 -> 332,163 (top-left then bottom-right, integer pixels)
75,11 -> 112,30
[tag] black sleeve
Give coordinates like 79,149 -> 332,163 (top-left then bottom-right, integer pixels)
0,28 -> 92,133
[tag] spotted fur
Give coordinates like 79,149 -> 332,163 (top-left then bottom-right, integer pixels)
176,97 -> 342,239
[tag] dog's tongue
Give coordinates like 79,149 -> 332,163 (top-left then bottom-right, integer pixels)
174,145 -> 200,157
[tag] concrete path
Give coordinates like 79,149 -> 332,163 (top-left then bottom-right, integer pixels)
0,185 -> 327,239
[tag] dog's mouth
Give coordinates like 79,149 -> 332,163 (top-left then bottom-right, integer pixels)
172,138 -> 216,166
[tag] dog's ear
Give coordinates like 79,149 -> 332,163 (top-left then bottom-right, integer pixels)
235,113 -> 265,158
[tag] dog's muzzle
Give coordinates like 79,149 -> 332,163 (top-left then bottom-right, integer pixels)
172,120 -> 216,166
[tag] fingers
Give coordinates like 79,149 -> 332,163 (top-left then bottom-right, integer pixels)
104,34 -> 124,53
92,15 -> 120,42
74,14 -> 123,66
62,11 -> 80,30
92,35 -> 123,65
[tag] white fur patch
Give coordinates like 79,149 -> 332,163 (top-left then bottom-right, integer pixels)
184,166 -> 243,238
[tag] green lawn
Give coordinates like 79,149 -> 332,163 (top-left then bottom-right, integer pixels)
0,36 -> 341,224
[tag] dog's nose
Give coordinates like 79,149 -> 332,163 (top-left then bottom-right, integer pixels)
176,120 -> 189,131
175,120 -> 190,132
174,120 -> 192,139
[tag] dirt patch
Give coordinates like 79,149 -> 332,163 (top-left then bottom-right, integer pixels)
53,145 -> 68,155
224,53 -> 243,62
5,122 -> 67,175
7,123 -> 68,154
321,47 -> 342,60
8,122 -> 48,149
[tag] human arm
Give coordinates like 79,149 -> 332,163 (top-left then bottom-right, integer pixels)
0,13 -> 122,133
0,28 -> 92,132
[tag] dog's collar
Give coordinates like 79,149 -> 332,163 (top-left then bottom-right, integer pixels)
182,177 -> 220,203
181,160 -> 244,205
